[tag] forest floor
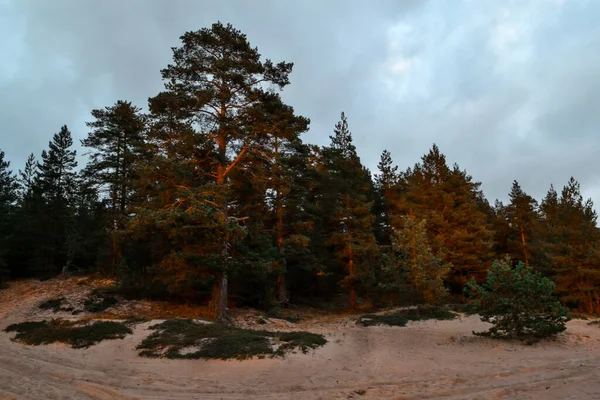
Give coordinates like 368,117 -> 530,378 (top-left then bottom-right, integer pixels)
2,277 -> 600,399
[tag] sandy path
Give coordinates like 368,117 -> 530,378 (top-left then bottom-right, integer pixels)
2,281 -> 600,399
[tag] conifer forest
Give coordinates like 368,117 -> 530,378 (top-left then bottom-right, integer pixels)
3,22 -> 600,322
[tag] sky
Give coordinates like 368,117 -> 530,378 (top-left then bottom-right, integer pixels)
2,0 -> 600,207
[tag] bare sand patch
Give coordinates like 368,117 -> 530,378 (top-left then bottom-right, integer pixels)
2,278 -> 600,399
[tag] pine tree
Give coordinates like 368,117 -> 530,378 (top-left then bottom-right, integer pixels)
258,99 -> 310,303
17,153 -> 37,199
7,154 -> 41,278
0,150 -> 17,284
490,199 -> 510,258
132,22 -> 300,320
374,149 -> 401,246
35,125 -> 79,275
392,215 -> 450,305
505,181 -> 539,266
82,100 -> 146,220
321,112 -> 378,309
81,100 -> 147,275
538,178 -> 600,313
400,144 -> 493,292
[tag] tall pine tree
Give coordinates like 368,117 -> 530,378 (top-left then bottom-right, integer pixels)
539,178 -> 600,313
321,112 -> 378,309
82,100 -> 147,275
131,22 -> 302,320
36,125 -> 79,275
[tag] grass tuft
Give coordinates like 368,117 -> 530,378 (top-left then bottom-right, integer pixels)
358,305 -> 457,327
136,319 -> 326,360
4,319 -> 132,349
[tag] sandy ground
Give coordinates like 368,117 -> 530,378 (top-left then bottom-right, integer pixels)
2,279 -> 600,399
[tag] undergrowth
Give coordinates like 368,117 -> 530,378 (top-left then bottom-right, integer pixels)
137,319 -> 326,360
357,305 -> 457,327
4,319 -> 132,349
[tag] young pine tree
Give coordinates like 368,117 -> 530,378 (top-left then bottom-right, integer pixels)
392,215 -> 450,305
321,112 -> 378,309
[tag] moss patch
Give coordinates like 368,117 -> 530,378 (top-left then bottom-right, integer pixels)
83,294 -> 118,313
264,308 -> 302,323
137,319 -> 326,360
358,306 -> 457,327
4,319 -> 132,349
39,297 -> 74,313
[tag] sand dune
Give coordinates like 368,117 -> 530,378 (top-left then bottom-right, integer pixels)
2,279 -> 600,400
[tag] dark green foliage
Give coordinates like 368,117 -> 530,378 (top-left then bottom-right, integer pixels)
0,150 -> 17,284
465,258 -> 570,341
136,319 -> 326,360
4,319 -> 132,349
357,305 -> 457,327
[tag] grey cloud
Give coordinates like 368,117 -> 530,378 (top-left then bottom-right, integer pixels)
3,0 -> 600,211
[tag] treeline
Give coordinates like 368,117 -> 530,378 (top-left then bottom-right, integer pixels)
1,22 -> 599,319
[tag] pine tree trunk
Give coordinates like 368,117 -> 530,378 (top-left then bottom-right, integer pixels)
277,274 -> 287,304
520,228 -> 529,267
211,128 -> 229,322
348,256 -> 356,310
210,272 -> 228,321
276,189 -> 287,303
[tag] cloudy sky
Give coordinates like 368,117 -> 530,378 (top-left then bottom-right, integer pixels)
1,0 -> 600,207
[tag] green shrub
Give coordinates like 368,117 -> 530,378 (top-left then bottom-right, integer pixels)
465,258 -> 570,341
137,319 -> 326,360
5,319 -> 132,348
357,305 -> 457,327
